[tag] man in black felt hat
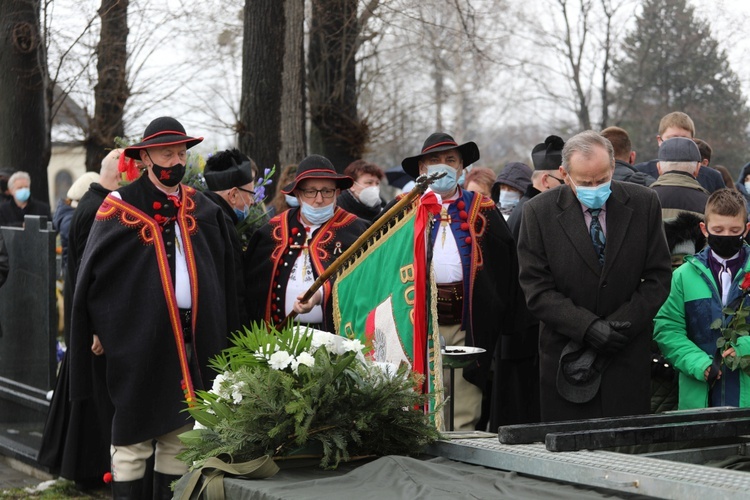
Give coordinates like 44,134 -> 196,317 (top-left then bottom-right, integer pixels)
243,154 -> 368,331
70,117 -> 239,498
401,132 -> 526,431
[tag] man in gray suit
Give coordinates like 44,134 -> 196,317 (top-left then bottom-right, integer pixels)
517,130 -> 672,422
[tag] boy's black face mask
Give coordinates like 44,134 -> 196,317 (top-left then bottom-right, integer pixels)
707,232 -> 744,259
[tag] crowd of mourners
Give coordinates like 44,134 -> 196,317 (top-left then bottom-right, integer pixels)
1,110 -> 747,498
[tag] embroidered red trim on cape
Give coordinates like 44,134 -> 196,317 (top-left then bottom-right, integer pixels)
95,191 -> 198,404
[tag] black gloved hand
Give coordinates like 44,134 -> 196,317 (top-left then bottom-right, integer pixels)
583,319 -> 631,354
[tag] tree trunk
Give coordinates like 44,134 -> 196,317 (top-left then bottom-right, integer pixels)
0,0 -> 50,202
86,0 -> 129,172
308,0 -> 367,172
278,0 -> 306,173
239,0 -> 285,186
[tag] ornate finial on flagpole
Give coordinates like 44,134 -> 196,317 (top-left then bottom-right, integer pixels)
414,171 -> 446,194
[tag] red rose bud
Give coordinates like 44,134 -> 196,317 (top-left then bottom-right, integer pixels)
741,272 -> 750,292
103,472 -> 113,484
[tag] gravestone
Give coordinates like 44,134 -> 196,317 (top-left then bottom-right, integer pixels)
0,215 -> 57,461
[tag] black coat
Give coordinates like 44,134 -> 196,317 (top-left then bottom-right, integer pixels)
0,197 -> 51,227
203,190 -> 250,326
70,175 -> 239,445
38,183 -> 114,482
613,159 -> 655,186
506,185 -> 540,242
336,189 -> 384,224
518,181 -> 672,421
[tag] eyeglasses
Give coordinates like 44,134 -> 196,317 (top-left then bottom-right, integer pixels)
299,188 -> 336,199
237,187 -> 256,196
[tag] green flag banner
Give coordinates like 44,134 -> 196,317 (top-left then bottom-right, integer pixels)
333,193 -> 443,425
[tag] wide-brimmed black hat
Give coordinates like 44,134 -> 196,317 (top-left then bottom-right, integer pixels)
401,132 -> 480,178
556,340 -> 610,404
124,117 -> 203,160
531,135 -> 565,171
203,149 -> 255,191
281,154 -> 353,194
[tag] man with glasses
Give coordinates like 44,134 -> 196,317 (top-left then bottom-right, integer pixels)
517,130 -> 671,422
243,154 -> 368,331
507,135 -> 566,242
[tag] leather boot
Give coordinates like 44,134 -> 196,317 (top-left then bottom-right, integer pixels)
153,471 -> 182,500
112,479 -> 144,500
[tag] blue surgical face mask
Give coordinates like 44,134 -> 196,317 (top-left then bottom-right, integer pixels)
285,194 -> 300,208
568,176 -> 612,209
457,165 -> 472,187
234,205 -> 250,222
14,187 -> 31,203
300,201 -> 335,225
499,190 -> 521,210
427,164 -> 458,195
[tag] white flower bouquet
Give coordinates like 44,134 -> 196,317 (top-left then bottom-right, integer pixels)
177,323 -> 441,470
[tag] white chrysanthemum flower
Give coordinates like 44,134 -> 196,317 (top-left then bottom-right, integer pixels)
341,338 -> 364,354
310,330 -> 331,351
210,372 -> 230,397
231,381 -> 246,404
269,350 -> 292,370
290,357 -> 301,373
297,351 -> 315,368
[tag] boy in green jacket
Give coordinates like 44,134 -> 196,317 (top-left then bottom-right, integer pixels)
654,189 -> 750,409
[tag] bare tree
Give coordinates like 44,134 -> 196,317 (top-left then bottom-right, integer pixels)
512,0 -> 634,132
308,0 -> 367,171
279,0 -> 306,168
86,0 -> 129,172
238,0 -> 285,176
0,0 -> 51,200
357,0 -> 514,168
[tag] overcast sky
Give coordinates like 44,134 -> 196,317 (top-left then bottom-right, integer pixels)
48,0 -> 750,159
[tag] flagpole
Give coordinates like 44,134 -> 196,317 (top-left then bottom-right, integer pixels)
275,171 -> 443,330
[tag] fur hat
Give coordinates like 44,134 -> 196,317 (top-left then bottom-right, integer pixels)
203,149 -> 255,191
67,172 -> 100,201
663,212 -> 706,256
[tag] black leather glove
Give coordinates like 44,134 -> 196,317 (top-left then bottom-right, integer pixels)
583,320 -> 631,354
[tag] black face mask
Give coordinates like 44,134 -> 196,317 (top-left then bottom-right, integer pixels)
707,232 -> 745,259
151,161 -> 186,188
